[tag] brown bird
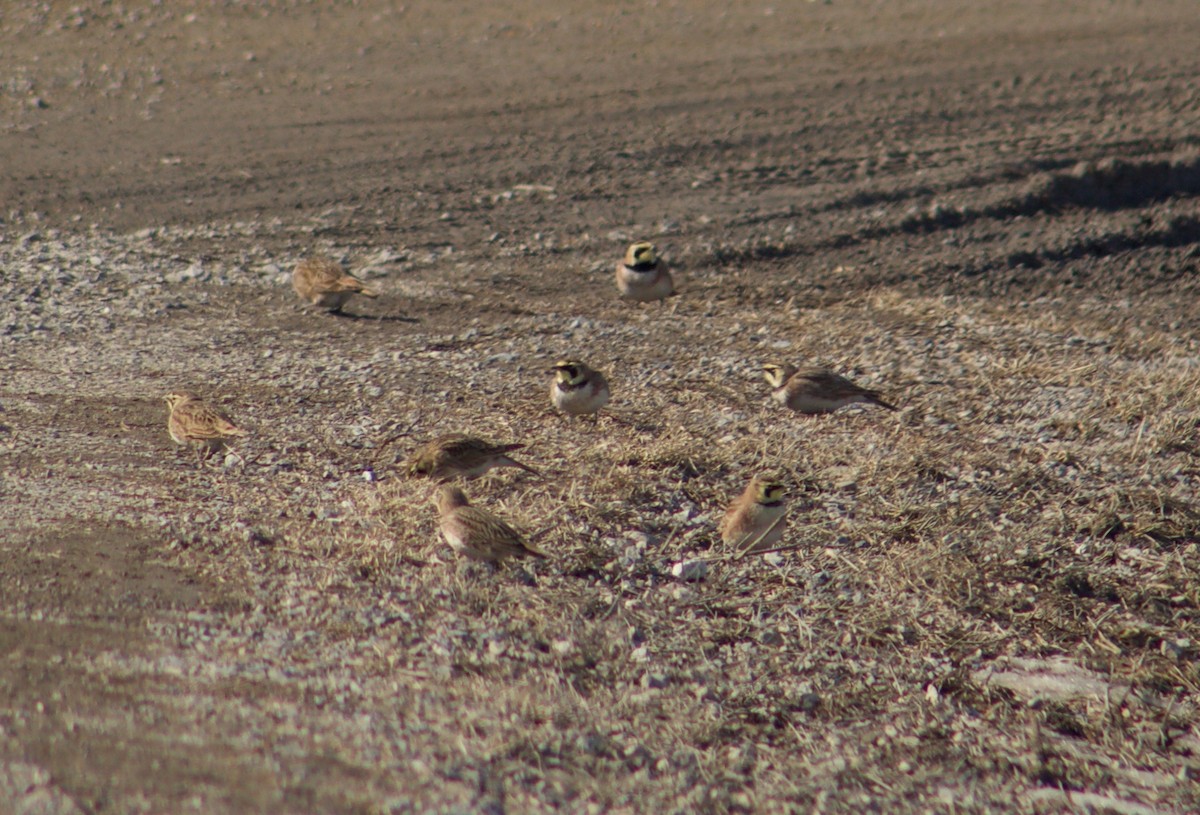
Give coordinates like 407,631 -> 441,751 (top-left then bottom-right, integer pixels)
434,485 -> 546,562
615,241 -> 675,303
549,359 -> 611,416
405,434 -> 540,481
720,476 -> 788,555
164,390 -> 247,462
292,256 -> 378,312
762,363 -> 897,415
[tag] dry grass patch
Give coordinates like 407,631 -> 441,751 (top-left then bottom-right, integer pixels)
8,243 -> 1199,811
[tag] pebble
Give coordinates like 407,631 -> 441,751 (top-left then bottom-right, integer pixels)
624,530 -> 657,548
671,559 -> 709,581
641,672 -> 670,689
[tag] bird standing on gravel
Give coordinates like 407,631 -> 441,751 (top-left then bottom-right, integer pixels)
405,434 -> 541,481
292,256 -> 378,313
615,241 -> 675,303
720,475 -> 789,555
550,359 -> 611,416
164,390 -> 247,463
762,363 -> 897,415
434,485 -> 546,562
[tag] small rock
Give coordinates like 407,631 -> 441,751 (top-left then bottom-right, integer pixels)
623,743 -> 652,769
624,530 -> 656,548
759,629 -> 784,646
671,504 -> 697,524
165,262 -> 207,284
620,545 -> 644,567
664,584 -> 694,601
730,792 -> 753,809
1163,639 -> 1191,661
671,559 -> 708,581
641,672 -> 669,689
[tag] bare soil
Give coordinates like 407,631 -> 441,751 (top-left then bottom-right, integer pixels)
2,1 -> 1199,813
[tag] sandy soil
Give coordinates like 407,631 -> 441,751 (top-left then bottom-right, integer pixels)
2,1 -> 1199,812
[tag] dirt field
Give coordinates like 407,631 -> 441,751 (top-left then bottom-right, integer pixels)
3,1 -> 1199,812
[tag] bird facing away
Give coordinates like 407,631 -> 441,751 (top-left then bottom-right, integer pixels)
405,434 -> 541,481
720,476 -> 789,555
762,363 -> 897,415
615,241 -> 675,303
292,256 -> 379,312
550,359 -> 611,416
435,485 -> 547,563
164,390 -> 246,461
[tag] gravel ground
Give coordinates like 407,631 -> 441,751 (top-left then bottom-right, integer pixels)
2,1 -> 1199,813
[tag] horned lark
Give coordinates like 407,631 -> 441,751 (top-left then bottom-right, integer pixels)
550,359 -> 610,416
615,241 -> 675,303
762,363 -> 897,414
405,434 -> 540,481
292,256 -> 379,312
720,476 -> 788,555
435,485 -> 546,562
164,390 -> 246,462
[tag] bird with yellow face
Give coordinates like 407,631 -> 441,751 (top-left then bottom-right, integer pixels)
720,476 -> 789,555
549,359 -> 611,416
615,241 -> 674,303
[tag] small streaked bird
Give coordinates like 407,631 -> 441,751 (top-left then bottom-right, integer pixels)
405,434 -> 540,481
550,359 -> 611,416
615,241 -> 675,303
292,256 -> 379,313
435,485 -> 546,563
720,476 -> 789,555
762,363 -> 897,415
164,390 -> 247,462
